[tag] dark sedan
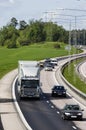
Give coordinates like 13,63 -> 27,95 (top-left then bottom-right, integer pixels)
61,104 -> 84,120
51,85 -> 66,97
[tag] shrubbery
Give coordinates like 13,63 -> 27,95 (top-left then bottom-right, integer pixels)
0,18 -> 68,48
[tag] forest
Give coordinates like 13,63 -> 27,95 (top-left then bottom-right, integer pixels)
0,17 -> 86,48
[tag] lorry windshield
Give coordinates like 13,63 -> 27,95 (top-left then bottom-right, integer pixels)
21,80 -> 39,87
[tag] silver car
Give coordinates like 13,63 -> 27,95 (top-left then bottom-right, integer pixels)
45,65 -> 53,71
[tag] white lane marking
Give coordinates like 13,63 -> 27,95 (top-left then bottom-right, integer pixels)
67,92 -> 86,109
72,126 -> 77,129
73,97 -> 86,109
46,100 -> 49,103
12,76 -> 33,130
55,64 -> 86,109
57,111 -> 60,114
51,105 -> 54,108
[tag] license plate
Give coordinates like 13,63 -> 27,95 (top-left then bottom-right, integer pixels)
71,116 -> 77,118
58,93 -> 62,95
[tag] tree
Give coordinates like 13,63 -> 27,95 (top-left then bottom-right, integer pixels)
19,20 -> 27,30
10,17 -> 18,28
0,17 -> 70,48
28,20 -> 46,43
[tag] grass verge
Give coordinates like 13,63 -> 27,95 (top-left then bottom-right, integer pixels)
0,42 -> 82,78
62,57 -> 86,94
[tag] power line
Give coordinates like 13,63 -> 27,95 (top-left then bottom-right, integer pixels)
56,8 -> 86,12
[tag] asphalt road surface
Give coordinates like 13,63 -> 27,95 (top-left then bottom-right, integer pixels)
0,116 -> 4,130
16,88 -> 80,130
15,80 -> 81,130
15,57 -> 86,130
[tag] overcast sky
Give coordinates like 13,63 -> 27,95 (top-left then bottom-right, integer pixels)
0,0 -> 86,29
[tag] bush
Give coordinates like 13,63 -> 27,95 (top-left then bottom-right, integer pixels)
53,43 -> 61,49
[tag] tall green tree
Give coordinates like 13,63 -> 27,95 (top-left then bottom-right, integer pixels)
19,20 -> 27,30
28,20 -> 46,43
10,17 -> 18,28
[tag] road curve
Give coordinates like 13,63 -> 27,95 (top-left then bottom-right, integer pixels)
15,57 -> 86,130
15,75 -> 78,130
0,69 -> 27,130
78,61 -> 86,80
0,54 -> 86,130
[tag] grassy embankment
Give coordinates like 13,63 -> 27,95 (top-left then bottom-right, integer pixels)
0,41 -> 84,96
0,42 -> 70,78
62,58 -> 86,94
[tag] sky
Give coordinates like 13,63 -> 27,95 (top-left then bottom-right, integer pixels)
0,0 -> 86,29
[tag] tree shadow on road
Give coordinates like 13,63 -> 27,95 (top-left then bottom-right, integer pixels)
0,98 -> 15,103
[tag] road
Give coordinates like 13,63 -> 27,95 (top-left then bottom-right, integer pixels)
0,69 -> 27,130
0,53 -> 86,130
78,61 -> 86,79
15,81 -> 79,130
15,58 -> 86,130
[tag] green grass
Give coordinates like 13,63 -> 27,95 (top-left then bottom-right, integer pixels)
62,58 -> 86,94
0,42 -> 69,78
0,42 -> 82,79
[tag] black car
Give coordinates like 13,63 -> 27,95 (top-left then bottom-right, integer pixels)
45,58 -> 51,64
47,62 -> 55,68
51,85 -> 66,97
61,104 -> 84,120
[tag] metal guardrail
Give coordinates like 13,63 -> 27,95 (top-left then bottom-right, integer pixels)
59,54 -> 86,100
76,60 -> 86,83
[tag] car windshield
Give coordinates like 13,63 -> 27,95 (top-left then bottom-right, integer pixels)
21,79 -> 39,87
65,105 -> 80,111
54,86 -> 64,90
51,60 -> 57,62
47,65 -> 52,67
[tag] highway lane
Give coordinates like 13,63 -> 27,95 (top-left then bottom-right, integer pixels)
14,69 -> 84,129
18,96 -> 77,130
15,80 -> 79,130
78,61 -> 86,79
14,56 -> 86,130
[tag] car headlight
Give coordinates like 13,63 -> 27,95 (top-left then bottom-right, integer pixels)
65,112 -> 71,116
54,91 -> 56,93
77,113 -> 82,116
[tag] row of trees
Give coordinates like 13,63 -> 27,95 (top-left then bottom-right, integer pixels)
0,17 -> 86,48
0,17 -> 69,48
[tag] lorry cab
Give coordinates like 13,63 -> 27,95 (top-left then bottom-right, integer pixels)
18,61 -> 41,99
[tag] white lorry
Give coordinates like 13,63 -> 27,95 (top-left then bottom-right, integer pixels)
18,61 -> 41,99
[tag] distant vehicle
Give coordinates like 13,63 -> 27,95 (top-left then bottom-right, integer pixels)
45,64 -> 53,71
50,59 -> 58,66
18,61 -> 41,99
48,62 -> 55,69
45,58 -> 51,64
39,61 -> 44,68
61,104 -> 84,120
51,85 -> 66,97
45,58 -> 51,61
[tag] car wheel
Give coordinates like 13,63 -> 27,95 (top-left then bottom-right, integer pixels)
64,94 -> 66,97
62,114 -> 66,120
79,117 -> 83,121
52,93 -> 54,97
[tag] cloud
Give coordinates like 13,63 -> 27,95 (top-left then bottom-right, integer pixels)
9,0 -> 15,4
0,0 -> 15,7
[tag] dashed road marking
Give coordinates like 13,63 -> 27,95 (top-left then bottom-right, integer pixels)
72,126 -> 77,129
56,111 -> 60,114
46,100 -> 49,103
51,105 -> 54,108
